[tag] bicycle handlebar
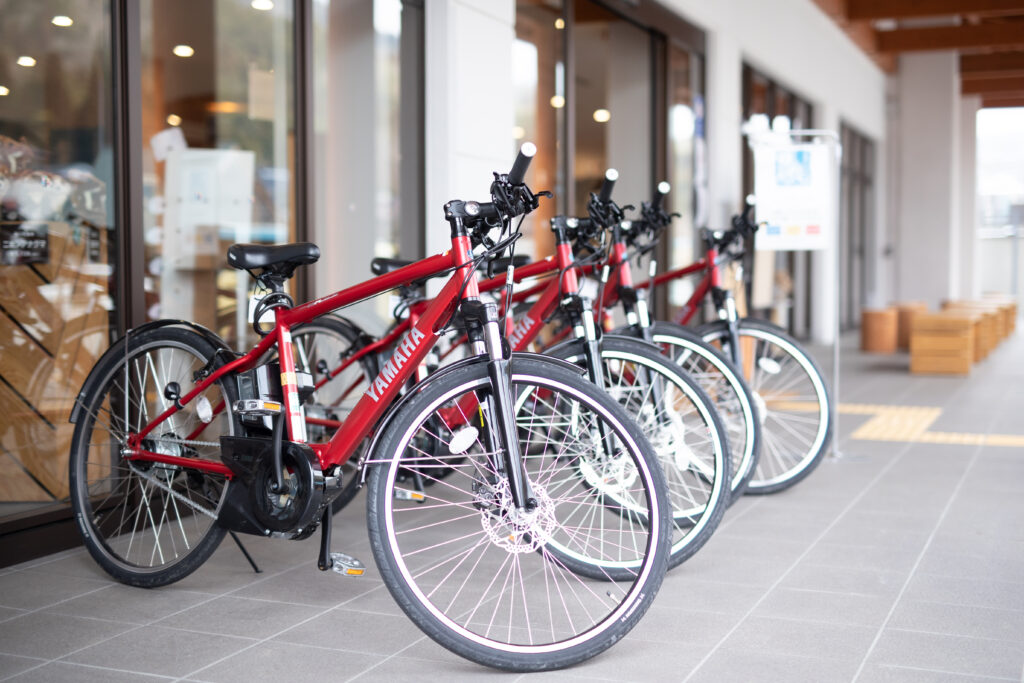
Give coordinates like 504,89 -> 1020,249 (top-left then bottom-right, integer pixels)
507,142 -> 536,186
598,169 -> 618,204
651,181 -> 670,211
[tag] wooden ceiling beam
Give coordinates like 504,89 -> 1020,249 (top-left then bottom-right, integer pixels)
877,22 -> 1024,52
849,0 -> 1024,20
981,94 -> 1024,106
963,76 -> 1024,93
961,51 -> 1024,78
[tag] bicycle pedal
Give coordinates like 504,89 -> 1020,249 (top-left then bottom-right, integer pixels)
393,487 -> 426,503
329,553 -> 366,577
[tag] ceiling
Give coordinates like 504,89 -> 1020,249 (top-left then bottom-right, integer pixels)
813,0 -> 1024,108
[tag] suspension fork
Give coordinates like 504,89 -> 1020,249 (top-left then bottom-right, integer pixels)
563,296 -> 621,460
712,286 -> 742,366
616,286 -> 666,409
462,299 -> 535,511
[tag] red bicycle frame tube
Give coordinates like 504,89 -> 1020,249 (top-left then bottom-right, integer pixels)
623,246 -> 720,326
125,237 -> 480,477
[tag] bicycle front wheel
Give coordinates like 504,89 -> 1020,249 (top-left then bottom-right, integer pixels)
366,355 -> 670,672
699,319 -> 832,494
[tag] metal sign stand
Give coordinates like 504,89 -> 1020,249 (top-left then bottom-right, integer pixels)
747,127 -> 843,458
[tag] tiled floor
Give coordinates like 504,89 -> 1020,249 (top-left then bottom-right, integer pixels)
2,333 -> 1023,682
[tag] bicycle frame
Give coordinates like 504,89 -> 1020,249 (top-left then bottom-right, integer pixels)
124,236 -> 481,479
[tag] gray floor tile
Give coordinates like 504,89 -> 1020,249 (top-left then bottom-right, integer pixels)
229,563 -> 381,608
563,638 -> 707,683
802,541 -> 920,573
902,573 -> 1024,612
7,661 -> 174,682
718,615 -> 876,663
0,606 -> 26,624
155,595 -> 327,639
648,576 -> 768,615
752,587 -> 893,627
185,640 -> 384,683
0,571 -> 110,611
687,646 -> 859,683
43,584 -> 214,625
625,605 -> 740,646
867,629 -> 1024,680
62,625 -> 256,678
887,599 -> 1024,642
0,612 -> 134,660
348,655 -> 522,682
0,653 -> 45,679
856,663 -> 1018,682
272,608 -> 426,655
780,562 -> 907,598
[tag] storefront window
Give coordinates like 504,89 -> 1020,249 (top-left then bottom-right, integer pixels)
139,0 -> 295,349
513,0 -> 564,257
0,1 -> 116,521
312,0 -> 422,327
742,64 -> 815,337
665,43 -> 705,316
572,1 -> 651,216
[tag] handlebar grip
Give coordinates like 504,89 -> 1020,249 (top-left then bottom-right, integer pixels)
507,142 -> 537,185
598,169 -> 618,203
652,181 -> 670,210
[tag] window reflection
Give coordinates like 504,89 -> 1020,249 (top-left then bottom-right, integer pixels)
139,0 -> 295,348
0,0 -> 116,518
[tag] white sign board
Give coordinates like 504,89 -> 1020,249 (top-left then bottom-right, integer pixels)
752,142 -> 835,251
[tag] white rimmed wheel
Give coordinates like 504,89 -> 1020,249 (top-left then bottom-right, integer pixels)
365,355 -> 670,672
641,321 -> 761,500
545,336 -> 730,569
68,327 -> 239,587
699,318 -> 833,494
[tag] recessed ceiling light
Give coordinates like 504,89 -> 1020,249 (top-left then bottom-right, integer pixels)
550,95 -> 565,109
51,15 -> 73,27
251,0 -> 274,9
172,44 -> 194,58
166,114 -> 182,126
0,86 -> 9,96
554,18 -> 565,29
16,56 -> 36,67
593,108 -> 611,123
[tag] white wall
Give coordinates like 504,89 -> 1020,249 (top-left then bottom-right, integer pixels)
423,0 -> 516,260
893,51 -> 960,307
959,95 -> 981,299
662,0 -> 887,343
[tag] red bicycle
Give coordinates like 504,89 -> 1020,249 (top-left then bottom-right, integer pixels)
67,147 -> 672,671
621,195 -> 834,493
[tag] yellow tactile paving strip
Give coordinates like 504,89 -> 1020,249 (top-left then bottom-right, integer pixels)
838,402 -> 1024,447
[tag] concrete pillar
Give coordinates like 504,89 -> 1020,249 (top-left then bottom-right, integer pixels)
811,103 -> 840,345
894,51 -> 960,306
424,0 -> 516,261
703,30 -> 743,229
318,0 -> 377,301
959,95 -> 981,299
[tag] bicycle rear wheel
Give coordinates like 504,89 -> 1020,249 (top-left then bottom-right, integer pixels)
68,326 -> 238,587
366,355 -> 670,672
699,318 -> 832,494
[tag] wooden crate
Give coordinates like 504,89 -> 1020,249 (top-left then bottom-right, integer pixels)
942,303 -> 999,358
893,301 -> 928,350
861,307 -> 897,353
910,312 -> 975,375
